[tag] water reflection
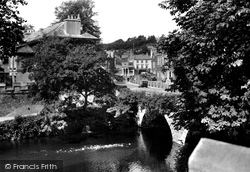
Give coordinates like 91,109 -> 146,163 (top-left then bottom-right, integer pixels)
142,127 -> 173,161
0,127 -> 174,172
117,127 -> 173,172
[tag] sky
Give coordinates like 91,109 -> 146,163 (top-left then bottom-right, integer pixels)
18,0 -> 177,43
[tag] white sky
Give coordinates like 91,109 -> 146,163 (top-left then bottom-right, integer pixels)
18,0 -> 177,43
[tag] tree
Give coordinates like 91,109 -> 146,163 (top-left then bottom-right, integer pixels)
158,0 -> 250,143
0,0 -> 27,59
54,0 -> 100,38
21,37 -> 70,100
20,36 -> 115,107
103,35 -> 157,55
62,45 -> 116,108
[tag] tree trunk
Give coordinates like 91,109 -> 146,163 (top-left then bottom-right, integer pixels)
83,90 -> 88,109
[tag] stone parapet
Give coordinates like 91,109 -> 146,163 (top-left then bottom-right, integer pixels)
189,138 -> 250,172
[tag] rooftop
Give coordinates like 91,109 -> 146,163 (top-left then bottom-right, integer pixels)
24,17 -> 98,43
134,54 -> 152,60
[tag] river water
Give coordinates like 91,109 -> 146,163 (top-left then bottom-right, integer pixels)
0,128 -> 177,172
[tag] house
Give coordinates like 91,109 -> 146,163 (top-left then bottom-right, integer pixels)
133,54 -> 152,74
0,15 -> 98,93
153,53 -> 175,83
121,57 -> 135,78
147,45 -> 175,83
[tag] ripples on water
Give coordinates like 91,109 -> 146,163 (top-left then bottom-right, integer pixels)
0,128 -> 175,172
56,143 -> 132,153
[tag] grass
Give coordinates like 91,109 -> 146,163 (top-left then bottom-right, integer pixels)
5,105 -> 44,117
0,95 -> 41,117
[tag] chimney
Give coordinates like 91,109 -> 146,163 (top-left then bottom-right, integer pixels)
64,15 -> 81,35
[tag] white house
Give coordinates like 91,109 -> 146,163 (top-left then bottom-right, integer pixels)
133,54 -> 152,73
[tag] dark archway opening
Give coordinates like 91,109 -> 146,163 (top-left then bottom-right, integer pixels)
141,113 -> 173,161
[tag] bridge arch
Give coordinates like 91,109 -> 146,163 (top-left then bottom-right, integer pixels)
136,106 -> 188,145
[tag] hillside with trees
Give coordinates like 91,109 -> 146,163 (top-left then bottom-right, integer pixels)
103,35 -> 157,55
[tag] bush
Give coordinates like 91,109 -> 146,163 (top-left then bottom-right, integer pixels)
174,143 -> 196,172
0,113 -> 67,141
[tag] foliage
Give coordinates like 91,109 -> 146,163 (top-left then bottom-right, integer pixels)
159,0 -> 197,15
21,37 -> 70,100
55,0 -> 100,38
158,0 -> 250,139
174,143 -> 195,172
103,35 -> 157,54
62,45 -> 116,108
114,89 -> 143,116
113,75 -> 125,82
140,72 -> 157,81
114,89 -> 178,116
61,105 -> 113,136
111,89 -> 179,128
20,36 -> 115,105
0,113 -> 66,141
0,0 -> 27,59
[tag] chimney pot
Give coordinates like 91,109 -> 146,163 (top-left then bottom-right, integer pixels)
64,14 -> 81,35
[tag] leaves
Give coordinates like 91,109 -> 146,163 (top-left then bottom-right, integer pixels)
158,0 -> 250,136
0,0 -> 27,59
20,37 -> 115,104
54,0 -> 100,38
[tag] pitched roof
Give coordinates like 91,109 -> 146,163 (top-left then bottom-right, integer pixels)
134,54 -> 152,60
24,21 -> 98,42
81,32 -> 98,39
16,45 -> 34,54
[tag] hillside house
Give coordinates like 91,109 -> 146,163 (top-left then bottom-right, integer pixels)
0,15 -> 97,93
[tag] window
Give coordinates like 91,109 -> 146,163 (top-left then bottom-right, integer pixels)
3,58 -> 8,64
0,74 -> 4,83
145,65 -> 148,69
145,60 -> 148,63
137,60 -> 139,63
14,76 -> 17,83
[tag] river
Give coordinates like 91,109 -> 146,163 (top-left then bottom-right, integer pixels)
0,127 -> 178,172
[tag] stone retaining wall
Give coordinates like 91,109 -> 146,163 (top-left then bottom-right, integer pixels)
131,80 -> 170,89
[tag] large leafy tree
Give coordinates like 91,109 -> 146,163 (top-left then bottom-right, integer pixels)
21,37 -> 69,100
21,37 -> 115,105
54,0 -> 100,38
62,46 -> 115,108
158,0 -> 250,142
0,0 -> 27,59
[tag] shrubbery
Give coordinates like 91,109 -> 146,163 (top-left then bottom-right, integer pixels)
109,89 -> 179,128
0,113 -> 67,141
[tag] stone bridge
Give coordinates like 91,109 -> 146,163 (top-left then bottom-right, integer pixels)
137,107 -> 188,145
